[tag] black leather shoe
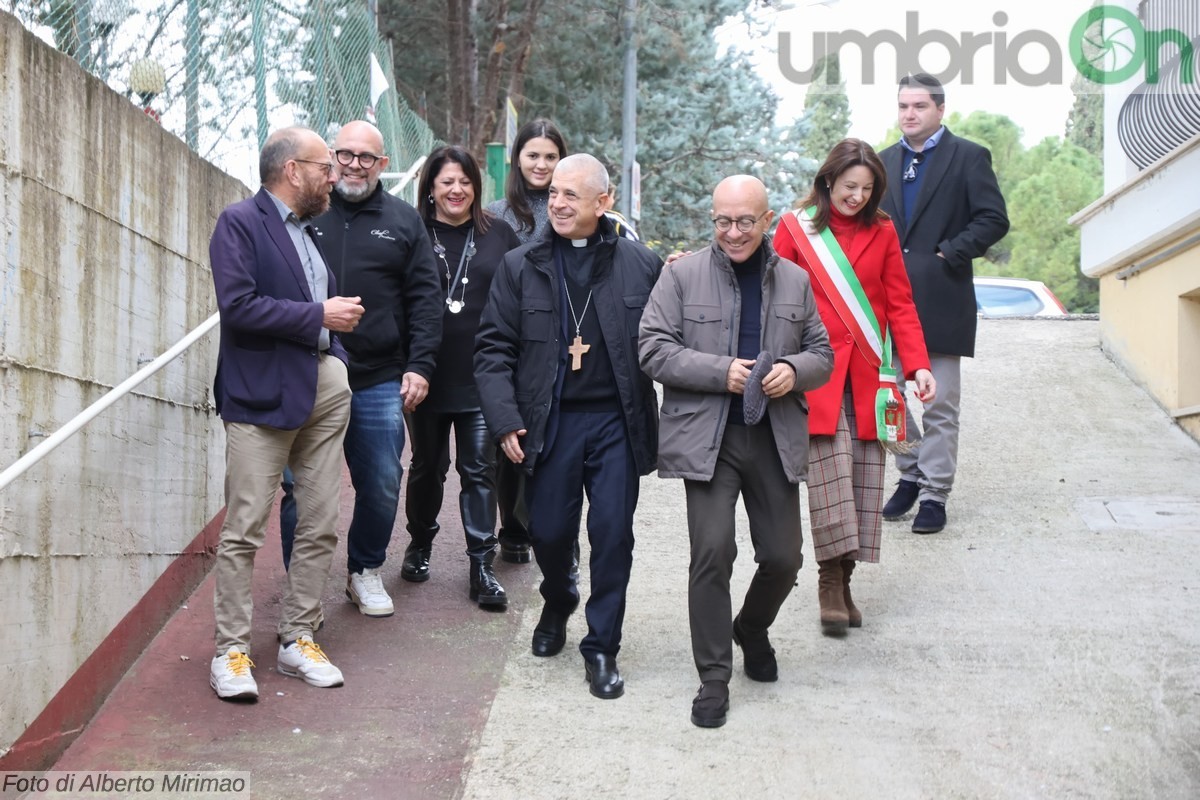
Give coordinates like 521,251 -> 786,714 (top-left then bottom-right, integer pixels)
732,614 -> 778,682
882,479 -> 920,520
583,653 -> 624,700
469,552 -> 508,610
531,604 -> 573,657
912,500 -> 947,534
400,544 -> 431,583
690,680 -> 729,728
499,541 -> 532,564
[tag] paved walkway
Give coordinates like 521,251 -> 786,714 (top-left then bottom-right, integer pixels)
52,319 -> 1200,799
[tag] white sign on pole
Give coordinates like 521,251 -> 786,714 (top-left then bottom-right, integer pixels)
505,97 -> 518,163
630,160 -> 642,221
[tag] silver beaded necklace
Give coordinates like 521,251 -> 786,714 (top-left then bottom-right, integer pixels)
431,225 -> 476,314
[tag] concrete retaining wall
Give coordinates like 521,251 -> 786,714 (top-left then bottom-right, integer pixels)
0,11 -> 247,763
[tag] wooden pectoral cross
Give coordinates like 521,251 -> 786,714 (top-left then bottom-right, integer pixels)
568,335 -> 591,371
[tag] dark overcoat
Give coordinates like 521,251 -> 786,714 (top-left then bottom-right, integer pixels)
879,129 -> 1009,357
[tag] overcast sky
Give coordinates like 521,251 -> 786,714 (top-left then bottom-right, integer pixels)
730,0 -> 1101,146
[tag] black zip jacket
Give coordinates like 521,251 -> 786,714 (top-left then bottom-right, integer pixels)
474,215 -> 662,476
312,184 -> 443,390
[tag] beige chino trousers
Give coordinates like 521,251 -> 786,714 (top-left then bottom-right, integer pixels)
213,354 -> 351,656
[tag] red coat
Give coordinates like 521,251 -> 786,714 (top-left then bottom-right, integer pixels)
773,209 -> 930,440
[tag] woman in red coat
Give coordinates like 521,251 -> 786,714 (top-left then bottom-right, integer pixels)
773,138 -> 936,634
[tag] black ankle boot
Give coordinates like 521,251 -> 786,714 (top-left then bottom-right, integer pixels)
469,551 -> 508,610
401,542 -> 432,583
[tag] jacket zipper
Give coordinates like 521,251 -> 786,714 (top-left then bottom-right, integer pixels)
709,271 -> 738,451
339,219 -> 350,290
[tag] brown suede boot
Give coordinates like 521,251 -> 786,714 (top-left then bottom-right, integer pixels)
817,560 -> 849,634
842,559 -> 862,628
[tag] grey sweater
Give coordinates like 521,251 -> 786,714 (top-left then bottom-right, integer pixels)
486,190 -> 550,244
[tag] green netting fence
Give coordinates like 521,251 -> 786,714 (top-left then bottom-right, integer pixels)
6,0 -> 439,197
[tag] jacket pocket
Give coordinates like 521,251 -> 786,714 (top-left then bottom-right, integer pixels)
769,303 -> 806,354
224,348 -> 282,410
624,292 -> 649,347
520,299 -> 553,342
682,303 -> 722,354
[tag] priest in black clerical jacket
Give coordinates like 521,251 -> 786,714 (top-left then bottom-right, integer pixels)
474,154 -> 662,700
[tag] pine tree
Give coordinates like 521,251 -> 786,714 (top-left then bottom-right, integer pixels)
1005,139 -> 1102,311
799,54 -> 851,163
378,0 -> 817,250
1065,73 -> 1103,158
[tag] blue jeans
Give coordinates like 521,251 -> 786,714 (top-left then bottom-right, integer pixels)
280,379 -> 405,573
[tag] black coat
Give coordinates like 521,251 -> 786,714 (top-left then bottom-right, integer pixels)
474,216 -> 662,476
879,129 -> 1009,357
312,184 -> 444,390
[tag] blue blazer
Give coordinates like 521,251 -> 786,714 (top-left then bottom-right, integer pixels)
210,188 -> 349,429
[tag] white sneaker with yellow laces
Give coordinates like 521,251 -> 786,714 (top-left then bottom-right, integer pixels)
277,637 -> 344,688
210,647 -> 258,701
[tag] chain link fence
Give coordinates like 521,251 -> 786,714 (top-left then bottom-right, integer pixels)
6,0 -> 439,195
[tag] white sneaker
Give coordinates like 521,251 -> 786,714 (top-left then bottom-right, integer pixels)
277,637 -> 344,688
210,647 -> 258,701
346,568 -> 395,617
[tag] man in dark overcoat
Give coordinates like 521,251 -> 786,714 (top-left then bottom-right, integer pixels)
878,73 -> 1009,534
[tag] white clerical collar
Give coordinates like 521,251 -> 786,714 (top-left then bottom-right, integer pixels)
558,231 -> 601,248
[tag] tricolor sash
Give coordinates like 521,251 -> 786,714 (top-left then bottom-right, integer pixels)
780,207 -> 906,445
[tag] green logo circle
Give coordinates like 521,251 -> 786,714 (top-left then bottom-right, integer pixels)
1070,4 -> 1145,84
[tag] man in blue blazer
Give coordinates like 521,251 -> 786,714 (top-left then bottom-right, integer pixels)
208,126 -> 364,701
878,74 -> 1009,534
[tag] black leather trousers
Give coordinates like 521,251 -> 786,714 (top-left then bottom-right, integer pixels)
405,407 -> 499,558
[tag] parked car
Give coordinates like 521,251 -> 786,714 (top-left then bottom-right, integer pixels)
974,276 -> 1068,317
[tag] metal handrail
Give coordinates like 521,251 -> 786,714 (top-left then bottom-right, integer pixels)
0,313 -> 220,492
382,156 -> 427,197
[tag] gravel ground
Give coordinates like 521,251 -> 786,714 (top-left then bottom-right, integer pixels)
460,318 -> 1200,800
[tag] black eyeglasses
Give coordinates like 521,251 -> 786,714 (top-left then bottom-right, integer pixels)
902,152 -> 925,183
334,149 -> 381,169
294,158 -> 333,175
712,211 -> 768,233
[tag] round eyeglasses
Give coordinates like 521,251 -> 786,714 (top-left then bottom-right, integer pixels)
293,158 -> 333,174
711,211 -> 768,233
334,149 -> 381,169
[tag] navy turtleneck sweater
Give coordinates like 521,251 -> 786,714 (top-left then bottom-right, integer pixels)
727,242 -> 765,426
